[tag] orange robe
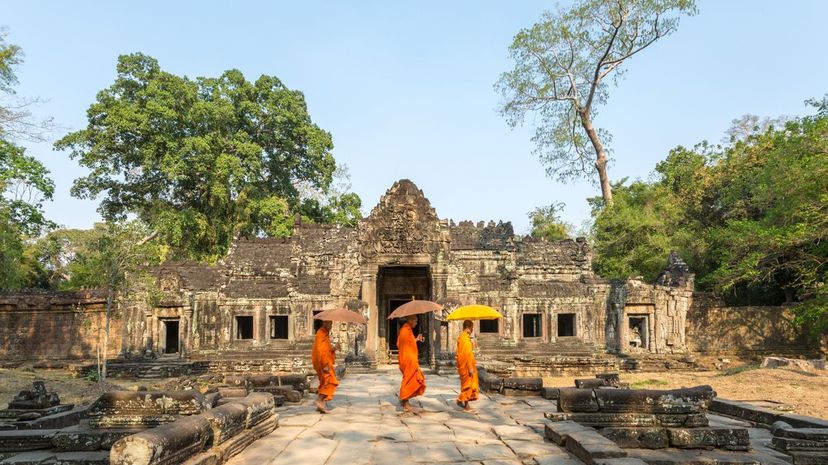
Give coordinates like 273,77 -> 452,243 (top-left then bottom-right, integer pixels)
397,322 -> 426,401
312,326 -> 339,401
456,330 -> 479,402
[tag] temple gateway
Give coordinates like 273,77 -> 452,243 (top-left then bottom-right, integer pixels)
115,179 -> 694,375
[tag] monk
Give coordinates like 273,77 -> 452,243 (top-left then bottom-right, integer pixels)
455,320 -> 479,412
312,320 -> 340,413
397,315 -> 426,413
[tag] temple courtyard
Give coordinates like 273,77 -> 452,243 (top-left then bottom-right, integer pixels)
223,368 -> 791,465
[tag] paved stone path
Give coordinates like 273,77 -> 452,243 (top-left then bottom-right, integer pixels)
227,368 -> 580,465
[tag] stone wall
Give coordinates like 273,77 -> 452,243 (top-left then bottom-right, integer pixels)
686,294 -> 817,356
0,291 -> 122,361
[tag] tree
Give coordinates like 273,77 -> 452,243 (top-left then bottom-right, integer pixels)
63,221 -> 162,381
56,53 -> 352,261
528,202 -> 572,241
497,0 -> 697,205
0,29 -> 54,141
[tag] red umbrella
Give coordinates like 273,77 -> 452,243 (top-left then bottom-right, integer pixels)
386,300 -> 442,320
313,307 -> 368,324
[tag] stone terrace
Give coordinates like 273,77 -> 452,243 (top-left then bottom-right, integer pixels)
227,369 -> 794,465
227,368 -> 575,465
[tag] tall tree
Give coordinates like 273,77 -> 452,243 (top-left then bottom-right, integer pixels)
528,202 -> 572,241
0,29 -> 54,141
497,0 -> 697,205
56,53 -> 350,261
64,221 -> 162,381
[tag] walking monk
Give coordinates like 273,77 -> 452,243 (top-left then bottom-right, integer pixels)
312,320 -> 339,413
455,320 -> 479,412
397,315 -> 426,413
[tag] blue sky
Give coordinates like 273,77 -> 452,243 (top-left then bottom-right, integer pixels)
4,1 -> 827,235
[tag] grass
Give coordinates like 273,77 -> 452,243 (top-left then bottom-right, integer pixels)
631,378 -> 669,388
718,364 -> 761,376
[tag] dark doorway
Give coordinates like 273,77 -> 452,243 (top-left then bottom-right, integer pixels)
522,313 -> 542,338
557,313 -> 576,337
628,316 -> 648,349
163,320 -> 179,354
235,316 -> 254,340
480,319 -> 499,334
270,315 -> 289,340
377,266 -> 431,363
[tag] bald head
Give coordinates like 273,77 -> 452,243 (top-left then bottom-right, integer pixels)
463,320 -> 474,330
405,315 -> 418,328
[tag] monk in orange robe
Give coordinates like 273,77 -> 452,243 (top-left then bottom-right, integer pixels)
397,315 -> 426,413
455,320 -> 479,412
312,320 -> 339,413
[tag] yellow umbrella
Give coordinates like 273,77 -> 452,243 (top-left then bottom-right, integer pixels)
446,304 -> 503,321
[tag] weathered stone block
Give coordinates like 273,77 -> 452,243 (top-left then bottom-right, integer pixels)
501,377 -> 542,391
0,429 -> 57,452
181,450 -> 220,465
253,385 -> 301,403
772,436 -> 828,451
600,427 -> 669,449
216,387 -> 248,399
787,451 -> 828,465
223,375 -> 247,387
232,393 -> 275,428
89,414 -> 177,429
565,430 -> 627,464
596,373 -> 621,386
52,424 -> 142,451
546,412 -> 708,428
110,415 -> 212,465
198,403 -> 247,447
544,420 -> 591,445
541,387 -> 560,400
576,378 -> 608,389
88,391 -> 209,418
593,386 -> 715,414
668,427 -> 750,451
558,388 -> 600,413
276,374 -> 309,391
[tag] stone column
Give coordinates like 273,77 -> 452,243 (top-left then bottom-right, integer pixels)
361,266 -> 378,361
431,271 -> 448,365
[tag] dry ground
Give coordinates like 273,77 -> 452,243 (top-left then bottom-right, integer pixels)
544,366 -> 828,419
2,366 -> 826,420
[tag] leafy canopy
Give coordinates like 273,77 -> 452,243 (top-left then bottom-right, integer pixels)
56,53 -> 346,261
497,0 -> 696,203
528,202 -> 572,241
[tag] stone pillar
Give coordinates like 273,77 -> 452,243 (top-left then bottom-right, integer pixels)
431,271 -> 448,364
361,266 -> 378,361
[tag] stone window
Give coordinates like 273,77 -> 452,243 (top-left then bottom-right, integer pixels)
522,313 -> 542,338
235,316 -> 254,340
479,319 -> 499,334
269,315 -> 288,340
557,313 -> 576,337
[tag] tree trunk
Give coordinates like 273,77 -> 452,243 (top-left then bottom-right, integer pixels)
102,285 -> 113,383
579,112 -> 613,205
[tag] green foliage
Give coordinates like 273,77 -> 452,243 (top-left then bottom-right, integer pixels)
631,379 -> 669,388
0,29 -> 22,94
56,53 -> 351,261
591,98 -> 828,334
497,0 -> 696,201
528,202 -> 571,241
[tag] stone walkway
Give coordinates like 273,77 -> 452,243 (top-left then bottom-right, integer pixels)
227,368 -> 580,465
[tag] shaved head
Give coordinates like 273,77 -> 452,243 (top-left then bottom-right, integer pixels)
463,320 -> 474,330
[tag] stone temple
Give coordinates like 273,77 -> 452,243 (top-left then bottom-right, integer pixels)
89,179 -> 694,376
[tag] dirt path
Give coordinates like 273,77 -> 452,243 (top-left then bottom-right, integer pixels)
545,367 -> 828,419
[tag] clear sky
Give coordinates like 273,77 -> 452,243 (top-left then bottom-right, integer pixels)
4,1 -> 827,235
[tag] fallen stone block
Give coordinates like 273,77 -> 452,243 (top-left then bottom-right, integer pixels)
181,449 -> 220,465
198,403 -> 247,447
787,451 -> 828,465
52,424 -> 143,451
233,393 -> 275,428
0,429 -> 58,452
0,450 -> 110,465
576,378 -> 608,389
541,387 -> 560,400
593,386 -> 715,414
772,436 -> 828,451
668,427 -> 750,451
596,373 -> 622,387
773,423 -> 828,441
600,427 -> 669,449
712,399 -> 828,429
592,459 -> 649,465
477,368 -> 503,393
215,429 -> 255,462
88,391 -> 209,418
565,429 -> 627,464
249,414 -> 278,439
544,420 -> 591,445
223,375 -> 247,387
110,415 -> 212,465
216,387 -> 248,399
88,414 -> 177,429
5,406 -> 87,431
558,388 -> 600,413
256,385 -> 302,403
546,412 -> 708,428
501,377 -> 542,392
275,374 -> 309,391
